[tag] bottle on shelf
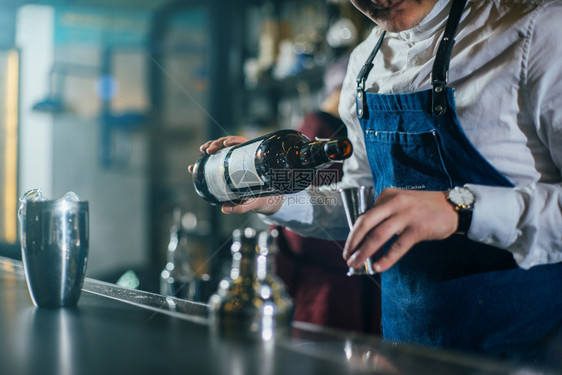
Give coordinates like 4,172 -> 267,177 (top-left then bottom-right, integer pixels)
208,227 -> 293,339
192,129 -> 353,204
160,208 -> 194,300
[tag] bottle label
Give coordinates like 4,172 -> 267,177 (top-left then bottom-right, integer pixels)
227,142 -> 264,189
204,147 -> 239,202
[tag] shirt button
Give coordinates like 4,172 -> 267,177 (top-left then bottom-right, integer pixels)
483,237 -> 494,245
410,56 -> 420,66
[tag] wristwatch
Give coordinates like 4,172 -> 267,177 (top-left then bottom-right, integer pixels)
446,186 -> 475,235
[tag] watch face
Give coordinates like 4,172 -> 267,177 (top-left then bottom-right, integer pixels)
449,187 -> 475,208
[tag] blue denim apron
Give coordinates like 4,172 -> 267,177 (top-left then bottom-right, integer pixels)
356,0 -> 562,359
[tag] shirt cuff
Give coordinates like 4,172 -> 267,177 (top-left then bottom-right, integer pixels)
465,184 -> 519,249
258,190 -> 314,227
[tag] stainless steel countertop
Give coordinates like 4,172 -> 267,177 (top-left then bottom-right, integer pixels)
0,257 -> 557,375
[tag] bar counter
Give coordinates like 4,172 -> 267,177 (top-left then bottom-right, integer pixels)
0,257 -> 554,375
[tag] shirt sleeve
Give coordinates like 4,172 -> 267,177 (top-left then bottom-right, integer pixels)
467,2 -> 562,269
258,188 -> 350,240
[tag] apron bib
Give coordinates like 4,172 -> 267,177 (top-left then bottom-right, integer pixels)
356,0 -> 562,359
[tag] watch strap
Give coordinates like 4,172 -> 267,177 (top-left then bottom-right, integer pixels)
456,209 -> 472,235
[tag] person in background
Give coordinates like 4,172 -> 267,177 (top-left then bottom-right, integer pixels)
196,0 -> 562,366
274,57 -> 380,334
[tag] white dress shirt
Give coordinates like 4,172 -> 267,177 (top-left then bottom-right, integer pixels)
262,0 -> 562,269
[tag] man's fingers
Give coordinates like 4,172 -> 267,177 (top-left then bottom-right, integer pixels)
343,205 -> 391,259
221,195 -> 284,215
223,136 -> 249,147
372,229 -> 418,272
222,203 -> 254,214
346,215 -> 405,267
206,137 -> 231,153
347,227 -> 417,272
194,136 -> 249,172
199,140 -> 214,153
200,136 -> 250,154
221,200 -> 259,214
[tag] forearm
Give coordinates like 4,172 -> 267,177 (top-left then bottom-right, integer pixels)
259,187 -> 350,240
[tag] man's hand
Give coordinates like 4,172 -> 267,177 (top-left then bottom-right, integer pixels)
343,188 -> 459,272
188,135 -> 284,216
221,195 -> 284,215
188,135 -> 250,175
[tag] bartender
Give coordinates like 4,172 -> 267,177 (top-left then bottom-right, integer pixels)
196,0 -> 562,362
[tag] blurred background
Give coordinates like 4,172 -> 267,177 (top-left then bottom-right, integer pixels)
0,0 -> 369,294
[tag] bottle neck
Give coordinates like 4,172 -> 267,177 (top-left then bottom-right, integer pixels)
298,138 -> 352,168
166,227 -> 180,261
255,253 -> 274,281
230,251 -> 255,280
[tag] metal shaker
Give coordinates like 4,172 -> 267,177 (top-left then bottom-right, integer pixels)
19,190 -> 89,307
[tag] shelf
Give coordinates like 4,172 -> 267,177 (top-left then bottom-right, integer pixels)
244,65 -> 325,96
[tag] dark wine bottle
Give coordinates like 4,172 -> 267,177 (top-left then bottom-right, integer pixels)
192,129 -> 353,204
